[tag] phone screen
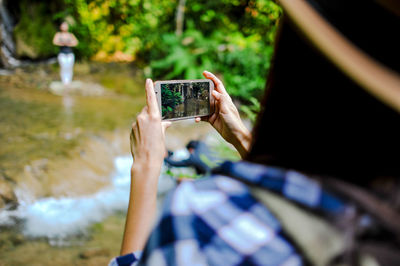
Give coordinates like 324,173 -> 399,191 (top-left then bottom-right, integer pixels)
161,81 -> 210,119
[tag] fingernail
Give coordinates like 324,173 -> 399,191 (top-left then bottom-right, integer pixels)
146,78 -> 151,84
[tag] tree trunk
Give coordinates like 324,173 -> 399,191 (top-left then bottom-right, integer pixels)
175,0 -> 186,36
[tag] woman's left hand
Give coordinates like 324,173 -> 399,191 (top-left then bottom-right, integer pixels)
130,79 -> 171,174
121,79 -> 170,255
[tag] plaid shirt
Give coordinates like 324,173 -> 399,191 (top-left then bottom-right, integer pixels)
110,161 -> 345,266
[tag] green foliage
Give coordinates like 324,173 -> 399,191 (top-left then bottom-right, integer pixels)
13,0 -> 59,58
161,85 -> 183,116
150,29 -> 218,80
149,29 -> 273,101
61,0 -> 176,58
58,0 -> 281,103
148,0 -> 281,102
12,0 -> 281,108
210,141 -> 241,162
240,97 -> 261,123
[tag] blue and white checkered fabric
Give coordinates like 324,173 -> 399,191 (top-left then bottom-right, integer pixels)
109,161 -> 345,266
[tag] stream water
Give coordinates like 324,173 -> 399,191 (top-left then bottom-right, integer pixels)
0,155 -> 179,244
1,156 -> 133,240
0,62 -> 237,264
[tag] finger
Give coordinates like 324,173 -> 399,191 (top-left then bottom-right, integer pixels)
208,112 -> 217,125
200,116 -> 208,122
212,90 -> 223,112
208,101 -> 219,125
145,78 -> 159,115
212,90 -> 222,101
130,126 -> 136,158
161,121 -> 171,134
134,112 -> 143,140
135,107 -> 147,125
130,127 -> 134,143
203,71 -> 227,94
194,116 -> 208,123
132,121 -> 140,141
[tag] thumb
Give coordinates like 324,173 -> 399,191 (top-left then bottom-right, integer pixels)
162,121 -> 172,134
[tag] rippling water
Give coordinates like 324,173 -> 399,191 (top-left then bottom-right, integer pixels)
0,64 -> 238,265
0,155 -> 179,243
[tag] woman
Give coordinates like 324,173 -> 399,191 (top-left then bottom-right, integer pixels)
111,0 -> 400,265
52,22 -> 78,85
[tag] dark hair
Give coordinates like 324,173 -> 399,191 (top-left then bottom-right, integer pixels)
247,0 -> 400,185
186,140 -> 199,150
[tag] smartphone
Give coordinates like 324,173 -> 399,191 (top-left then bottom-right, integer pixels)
154,79 -> 215,121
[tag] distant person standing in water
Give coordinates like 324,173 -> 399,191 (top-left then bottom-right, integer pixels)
52,22 -> 78,85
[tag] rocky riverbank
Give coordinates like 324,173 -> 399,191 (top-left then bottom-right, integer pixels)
0,211 -> 127,265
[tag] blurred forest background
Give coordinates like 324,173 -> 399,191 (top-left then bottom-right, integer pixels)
0,1 -> 281,264
2,0 -> 281,114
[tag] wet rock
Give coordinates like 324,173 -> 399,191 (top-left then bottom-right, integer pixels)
0,69 -> 14,75
0,198 -> 4,209
0,0 -> 21,68
0,178 -> 18,208
74,63 -> 91,75
0,169 -> 17,184
30,158 -> 49,178
49,81 -> 106,97
79,247 -> 110,259
22,159 -> 49,182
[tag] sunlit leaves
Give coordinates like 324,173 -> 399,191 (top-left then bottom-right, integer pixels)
149,0 -> 280,103
47,0 -> 281,106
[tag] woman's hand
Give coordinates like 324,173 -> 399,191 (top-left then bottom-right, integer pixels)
196,71 -> 252,158
130,78 -> 171,173
121,79 -> 170,255
52,32 -> 79,47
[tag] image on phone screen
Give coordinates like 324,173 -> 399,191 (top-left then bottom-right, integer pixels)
161,81 -> 210,119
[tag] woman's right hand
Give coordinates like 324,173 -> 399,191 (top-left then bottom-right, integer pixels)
196,71 -> 252,158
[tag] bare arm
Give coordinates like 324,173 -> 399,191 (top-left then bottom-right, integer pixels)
52,33 -> 62,46
196,71 -> 252,158
121,163 -> 160,254
52,32 -> 78,47
68,33 -> 79,47
120,79 -> 171,255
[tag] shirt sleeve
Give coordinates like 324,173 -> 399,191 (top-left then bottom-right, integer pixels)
164,157 -> 193,167
108,251 -> 142,266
